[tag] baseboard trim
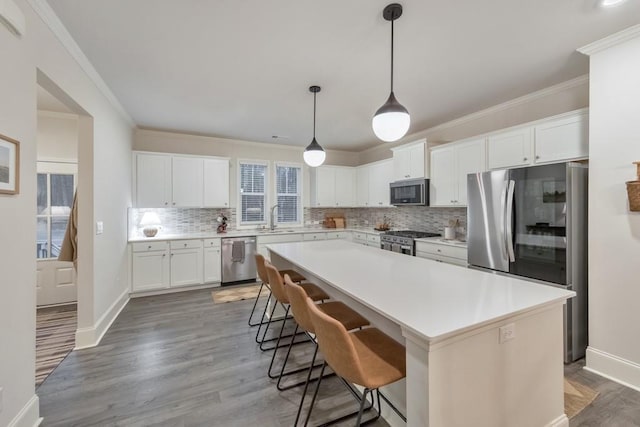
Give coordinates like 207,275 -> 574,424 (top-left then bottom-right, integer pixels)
8,394 -> 41,427
130,282 -> 220,298
546,414 -> 569,427
75,288 -> 129,349
585,346 -> 640,392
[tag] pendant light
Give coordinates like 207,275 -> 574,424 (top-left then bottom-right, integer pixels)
303,85 -> 326,167
372,3 -> 410,143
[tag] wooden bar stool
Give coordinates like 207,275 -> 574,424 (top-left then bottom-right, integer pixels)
284,275 -> 370,426
252,253 -> 306,343
261,261 -> 329,357
304,297 -> 407,426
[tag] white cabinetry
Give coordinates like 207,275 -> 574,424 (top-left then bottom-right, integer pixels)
356,166 -> 369,207
368,160 -> 394,207
203,158 -> 230,207
203,239 -> 222,285
486,110 -> 588,170
131,242 -> 170,292
487,128 -> 533,170
310,166 -> 356,207
257,234 -> 302,258
303,233 -> 327,241
430,138 -> 485,207
169,240 -> 204,287
135,154 -> 172,207
392,140 -> 426,180
415,240 -> 467,267
134,152 -> 230,208
172,156 -> 203,207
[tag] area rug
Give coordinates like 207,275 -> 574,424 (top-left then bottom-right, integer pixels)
565,377 -> 599,418
36,304 -> 77,387
212,283 -> 268,304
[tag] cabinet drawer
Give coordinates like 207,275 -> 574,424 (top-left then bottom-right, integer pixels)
170,239 -> 203,250
415,241 -> 467,260
258,234 -> 301,244
326,231 -> 349,240
353,232 -> 367,242
366,234 -> 381,244
203,238 -> 221,248
416,251 -> 468,267
132,241 -> 168,252
303,233 -> 327,241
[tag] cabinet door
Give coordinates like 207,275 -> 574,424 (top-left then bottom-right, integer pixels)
334,167 -> 355,207
356,166 -> 370,207
136,153 -> 171,207
369,160 -> 393,207
132,250 -> 170,291
171,248 -> 204,287
204,246 -> 222,285
534,113 -> 588,164
430,147 -> 456,206
203,158 -> 230,207
172,157 -> 204,207
313,167 -> 336,207
487,127 -> 533,170
455,139 -> 486,206
408,143 -> 425,179
393,148 -> 411,181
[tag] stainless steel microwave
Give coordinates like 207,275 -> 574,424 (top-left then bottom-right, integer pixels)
390,179 -> 429,206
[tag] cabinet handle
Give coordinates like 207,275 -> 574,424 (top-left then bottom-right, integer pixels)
437,249 -> 442,253
164,202 -> 168,205
224,203 -> 227,206
536,155 -> 540,160
148,245 -> 151,249
171,253 -> 174,257
163,254 -> 166,257
523,157 -> 527,161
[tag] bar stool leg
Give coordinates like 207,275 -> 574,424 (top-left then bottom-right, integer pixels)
294,342 -> 319,426
355,388 -> 371,426
304,361 -> 328,427
256,296 -> 278,345
248,283 -> 269,327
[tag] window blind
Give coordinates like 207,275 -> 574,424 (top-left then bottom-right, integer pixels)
239,162 -> 267,223
276,164 -> 301,224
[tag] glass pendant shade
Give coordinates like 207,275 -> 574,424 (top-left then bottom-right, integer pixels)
303,137 -> 326,167
372,91 -> 410,142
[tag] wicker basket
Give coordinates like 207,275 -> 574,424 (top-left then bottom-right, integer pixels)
626,162 -> 640,212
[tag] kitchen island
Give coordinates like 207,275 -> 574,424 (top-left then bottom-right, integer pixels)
267,239 -> 574,427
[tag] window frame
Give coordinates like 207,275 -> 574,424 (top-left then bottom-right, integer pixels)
273,161 -> 303,227
237,159 -> 269,227
36,161 -> 78,261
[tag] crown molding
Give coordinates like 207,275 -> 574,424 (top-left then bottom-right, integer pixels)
0,0 -> 25,35
425,74 -> 589,135
26,0 -> 134,126
578,24 -> 640,56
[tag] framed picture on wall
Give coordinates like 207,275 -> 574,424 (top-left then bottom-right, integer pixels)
0,134 -> 20,195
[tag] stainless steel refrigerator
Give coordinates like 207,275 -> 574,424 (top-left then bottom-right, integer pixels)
467,163 -> 588,362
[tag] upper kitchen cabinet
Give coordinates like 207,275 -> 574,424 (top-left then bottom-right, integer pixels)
391,140 -> 426,181
533,110 -> 588,164
487,127 -> 533,170
486,109 -> 588,170
134,152 -> 230,208
430,138 -> 486,207
368,159 -> 394,207
356,166 -> 369,207
310,165 -> 356,207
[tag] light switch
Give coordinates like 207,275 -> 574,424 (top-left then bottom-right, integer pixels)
0,386 -> 3,413
96,221 -> 104,235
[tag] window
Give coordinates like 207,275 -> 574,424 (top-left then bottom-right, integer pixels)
275,163 -> 302,225
239,161 -> 267,225
36,162 -> 77,259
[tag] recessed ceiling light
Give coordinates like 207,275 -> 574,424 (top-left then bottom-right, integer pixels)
601,0 -> 627,8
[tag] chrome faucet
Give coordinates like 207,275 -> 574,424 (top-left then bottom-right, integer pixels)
270,204 -> 279,231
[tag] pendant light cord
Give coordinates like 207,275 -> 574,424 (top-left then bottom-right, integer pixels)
390,16 -> 394,93
313,91 -> 317,138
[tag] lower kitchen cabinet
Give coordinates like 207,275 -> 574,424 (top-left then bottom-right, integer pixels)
415,240 -> 468,267
203,239 -> 222,285
131,242 -> 170,292
169,240 -> 204,287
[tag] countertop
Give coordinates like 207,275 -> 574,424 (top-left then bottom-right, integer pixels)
415,236 -> 468,247
128,227 -> 385,243
265,239 -> 574,343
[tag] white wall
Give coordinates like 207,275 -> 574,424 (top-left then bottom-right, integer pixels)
36,111 -> 78,162
134,129 -> 360,211
0,1 -> 133,425
583,28 -> 640,390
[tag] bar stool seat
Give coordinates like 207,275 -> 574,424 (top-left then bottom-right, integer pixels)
280,269 -> 305,283
349,328 -> 405,389
317,302 -> 369,332
299,283 -> 330,302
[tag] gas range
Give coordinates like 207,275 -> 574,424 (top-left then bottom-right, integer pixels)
380,230 -> 441,256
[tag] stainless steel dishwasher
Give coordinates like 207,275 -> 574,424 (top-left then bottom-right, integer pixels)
221,236 -> 257,285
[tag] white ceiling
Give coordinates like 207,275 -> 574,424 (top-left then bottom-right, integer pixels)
47,0 -> 640,151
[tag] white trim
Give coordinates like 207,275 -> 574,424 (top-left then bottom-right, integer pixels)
545,414 -> 569,427
8,394 -> 41,427
26,0 -> 134,126
237,159 -> 269,228
129,282 -> 220,298
0,0 -> 26,36
390,138 -> 426,152
274,161 -> 303,227
578,24 -> 640,56
585,346 -> 640,392
74,288 -> 129,349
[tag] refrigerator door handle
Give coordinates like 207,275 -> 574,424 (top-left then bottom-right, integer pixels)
505,179 -> 516,263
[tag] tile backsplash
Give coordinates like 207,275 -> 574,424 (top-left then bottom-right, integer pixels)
129,206 -> 467,239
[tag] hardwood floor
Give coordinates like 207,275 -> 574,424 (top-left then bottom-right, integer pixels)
37,289 -> 389,426
37,289 -> 640,426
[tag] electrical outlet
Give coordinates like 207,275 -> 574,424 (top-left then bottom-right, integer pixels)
499,323 -> 516,344
96,221 -> 104,235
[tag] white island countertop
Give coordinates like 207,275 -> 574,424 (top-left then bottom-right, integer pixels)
266,239 -> 574,343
